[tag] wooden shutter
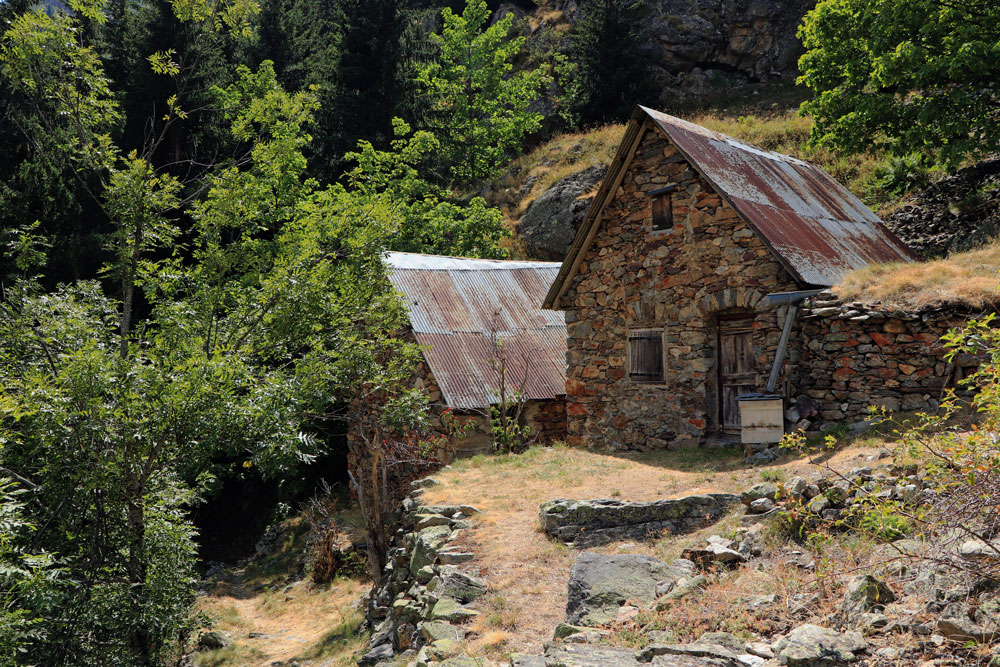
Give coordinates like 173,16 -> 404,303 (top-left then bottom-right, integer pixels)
652,194 -> 672,231
629,329 -> 664,382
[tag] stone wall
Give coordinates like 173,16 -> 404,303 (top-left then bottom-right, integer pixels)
539,494 -> 740,547
562,124 -> 799,450
362,478 -> 485,665
790,292 -> 979,427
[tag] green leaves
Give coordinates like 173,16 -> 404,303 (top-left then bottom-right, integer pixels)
798,0 -> 1000,167
417,0 -> 549,185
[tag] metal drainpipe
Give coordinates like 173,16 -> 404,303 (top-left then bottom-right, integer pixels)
763,290 -> 825,394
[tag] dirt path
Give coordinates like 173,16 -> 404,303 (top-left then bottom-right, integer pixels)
420,443 -> 889,656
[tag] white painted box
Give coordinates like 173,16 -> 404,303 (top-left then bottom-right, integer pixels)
738,394 -> 784,444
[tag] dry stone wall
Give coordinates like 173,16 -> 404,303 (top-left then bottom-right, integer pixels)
562,124 -> 799,450
791,291 -> 979,426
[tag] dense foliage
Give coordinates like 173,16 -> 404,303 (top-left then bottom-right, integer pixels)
557,0 -> 652,127
798,0 -> 1000,167
0,0 -> 532,661
417,0 -> 549,185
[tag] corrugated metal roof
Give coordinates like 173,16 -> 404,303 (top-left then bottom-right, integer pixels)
386,252 -> 566,410
640,107 -> 917,286
544,106 -> 918,308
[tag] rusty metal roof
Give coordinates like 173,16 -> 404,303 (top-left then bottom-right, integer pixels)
544,106 -> 918,308
640,107 -> 917,286
386,252 -> 566,410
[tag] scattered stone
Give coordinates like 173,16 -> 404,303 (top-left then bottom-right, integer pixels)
958,539 -> 1000,560
554,623 -> 604,641
746,642 -> 775,659
682,541 -> 748,568
428,597 -> 479,623
411,477 -> 440,490
748,498 -> 776,514
540,495 -> 740,547
427,566 -> 487,603
840,575 -> 896,622
197,630 -> 232,651
567,552 -> 675,626
741,483 -> 778,506
773,624 -> 866,665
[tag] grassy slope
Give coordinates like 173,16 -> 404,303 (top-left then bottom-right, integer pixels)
836,242 -> 1000,310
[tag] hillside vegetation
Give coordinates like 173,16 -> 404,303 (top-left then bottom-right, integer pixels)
490,105 -> 898,238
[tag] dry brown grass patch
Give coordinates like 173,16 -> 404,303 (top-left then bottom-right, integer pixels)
836,242 -> 1000,310
420,443 -> 890,655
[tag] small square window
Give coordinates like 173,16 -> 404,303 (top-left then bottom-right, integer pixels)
629,328 -> 664,383
652,193 -> 672,232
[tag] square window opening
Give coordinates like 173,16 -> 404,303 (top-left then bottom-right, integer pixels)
629,328 -> 664,383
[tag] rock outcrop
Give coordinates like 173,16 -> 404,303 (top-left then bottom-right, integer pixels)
517,166 -> 605,261
539,494 -> 740,547
566,552 -> 681,625
884,156 -> 1000,258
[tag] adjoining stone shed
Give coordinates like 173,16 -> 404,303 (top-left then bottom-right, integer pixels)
541,105 -> 959,451
385,252 -> 568,456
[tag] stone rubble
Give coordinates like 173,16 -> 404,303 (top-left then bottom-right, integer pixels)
360,479 -> 486,666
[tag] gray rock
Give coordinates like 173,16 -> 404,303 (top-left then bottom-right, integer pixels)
807,496 -> 830,514
773,624 -> 866,665
197,630 -> 232,650
428,597 -> 479,622
427,566 -> 487,603
748,498 -> 776,514
840,575 -> 895,622
409,525 -> 453,575
783,477 -> 807,500
517,166 -> 606,261
959,539 -> 1000,559
566,552 -> 675,626
421,620 -> 466,643
437,548 -> 475,565
359,642 -> 394,665
540,495 -> 740,547
937,601 -> 1000,642
745,449 -> 780,466
656,575 -> 708,606
682,542 -> 747,568
738,468 -> 778,493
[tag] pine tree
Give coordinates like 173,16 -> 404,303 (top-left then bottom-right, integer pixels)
559,0 -> 652,126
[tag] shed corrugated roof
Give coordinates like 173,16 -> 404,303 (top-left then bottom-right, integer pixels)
386,252 -> 566,410
543,106 -> 918,308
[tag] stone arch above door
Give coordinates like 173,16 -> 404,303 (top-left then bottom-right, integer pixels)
697,287 -> 764,315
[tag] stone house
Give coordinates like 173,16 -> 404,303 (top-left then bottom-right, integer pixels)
542,106 -> 923,451
385,252 -> 568,456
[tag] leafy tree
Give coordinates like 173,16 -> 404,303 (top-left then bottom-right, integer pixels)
345,119 -> 510,258
417,0 -> 549,186
0,1 -> 429,663
557,0 -> 651,127
798,0 -> 1000,167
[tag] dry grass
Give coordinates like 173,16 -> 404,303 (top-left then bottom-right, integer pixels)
836,241 -> 1000,311
421,442 -> 892,656
194,510 -> 370,667
486,124 -> 626,222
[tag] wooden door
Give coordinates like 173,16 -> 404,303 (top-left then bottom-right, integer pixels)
718,316 -> 756,432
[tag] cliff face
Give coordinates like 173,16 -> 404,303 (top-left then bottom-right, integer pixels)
520,0 -> 813,106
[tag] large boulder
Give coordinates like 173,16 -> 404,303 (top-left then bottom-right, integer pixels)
517,166 -> 606,260
567,552 -> 674,626
540,494 -> 740,547
513,642 -> 721,666
773,624 -> 866,666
